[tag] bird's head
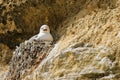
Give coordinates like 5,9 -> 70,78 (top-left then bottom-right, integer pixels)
40,25 -> 50,33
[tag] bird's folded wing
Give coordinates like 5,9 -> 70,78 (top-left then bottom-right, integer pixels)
29,34 -> 38,42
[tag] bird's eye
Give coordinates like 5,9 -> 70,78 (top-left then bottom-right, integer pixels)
43,28 -> 47,31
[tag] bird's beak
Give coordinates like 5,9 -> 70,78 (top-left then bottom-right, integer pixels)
43,29 -> 47,31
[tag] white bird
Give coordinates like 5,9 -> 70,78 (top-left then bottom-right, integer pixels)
29,25 -> 53,42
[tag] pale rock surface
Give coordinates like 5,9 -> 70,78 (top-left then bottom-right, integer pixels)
2,0 -> 120,80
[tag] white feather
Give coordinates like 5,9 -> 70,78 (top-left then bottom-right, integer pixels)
29,25 -> 53,42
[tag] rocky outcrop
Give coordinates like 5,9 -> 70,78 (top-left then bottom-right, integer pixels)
22,42 -> 120,80
1,0 -> 120,80
6,41 -> 53,80
19,0 -> 120,79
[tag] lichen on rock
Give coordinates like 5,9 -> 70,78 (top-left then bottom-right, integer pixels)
6,41 -> 53,80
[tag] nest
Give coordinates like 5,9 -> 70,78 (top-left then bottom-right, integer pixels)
6,41 -> 53,80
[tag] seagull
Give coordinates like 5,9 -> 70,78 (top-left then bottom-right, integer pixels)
29,25 -> 53,43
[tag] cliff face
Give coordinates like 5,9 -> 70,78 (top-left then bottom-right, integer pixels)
22,0 -> 120,79
0,0 -> 86,64
1,0 -> 120,80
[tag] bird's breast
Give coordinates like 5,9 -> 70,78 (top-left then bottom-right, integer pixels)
37,33 -> 53,41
